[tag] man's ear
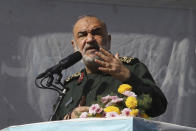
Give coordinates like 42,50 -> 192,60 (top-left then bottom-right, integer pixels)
107,34 -> 111,50
71,39 -> 77,52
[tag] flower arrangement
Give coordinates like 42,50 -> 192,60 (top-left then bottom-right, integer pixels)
79,84 -> 152,119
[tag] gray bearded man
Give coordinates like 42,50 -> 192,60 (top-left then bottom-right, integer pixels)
53,15 -> 167,120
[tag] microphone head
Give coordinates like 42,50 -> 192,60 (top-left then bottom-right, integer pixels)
36,51 -> 82,79
59,51 -> 82,69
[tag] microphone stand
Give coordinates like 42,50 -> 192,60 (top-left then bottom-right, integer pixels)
35,72 -> 68,121
49,88 -> 66,121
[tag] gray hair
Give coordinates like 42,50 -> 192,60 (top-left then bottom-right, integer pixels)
72,15 -> 108,34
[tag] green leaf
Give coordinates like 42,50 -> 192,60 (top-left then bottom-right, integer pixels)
137,94 -> 152,110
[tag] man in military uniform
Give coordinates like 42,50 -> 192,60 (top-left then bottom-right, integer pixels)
53,15 -> 167,120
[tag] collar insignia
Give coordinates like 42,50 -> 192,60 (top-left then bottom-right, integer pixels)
119,56 -> 134,64
65,72 -> 81,83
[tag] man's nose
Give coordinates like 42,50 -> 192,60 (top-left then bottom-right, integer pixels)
86,33 -> 94,43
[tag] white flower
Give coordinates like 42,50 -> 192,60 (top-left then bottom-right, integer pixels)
121,108 -> 131,116
89,104 -> 102,115
122,91 -> 137,97
80,112 -> 88,118
105,112 -> 119,118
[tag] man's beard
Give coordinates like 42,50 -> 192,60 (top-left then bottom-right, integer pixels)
82,54 -> 100,72
74,43 -> 108,72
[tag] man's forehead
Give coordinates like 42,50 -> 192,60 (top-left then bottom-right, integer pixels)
73,17 -> 105,33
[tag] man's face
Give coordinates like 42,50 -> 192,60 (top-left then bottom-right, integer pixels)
72,17 -> 111,62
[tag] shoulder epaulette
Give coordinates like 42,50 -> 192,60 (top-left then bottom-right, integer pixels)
120,56 -> 135,64
65,72 -> 81,83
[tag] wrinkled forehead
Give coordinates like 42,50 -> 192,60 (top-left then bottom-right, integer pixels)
73,17 -> 107,35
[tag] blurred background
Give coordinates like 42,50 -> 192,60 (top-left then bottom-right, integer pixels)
0,0 -> 196,129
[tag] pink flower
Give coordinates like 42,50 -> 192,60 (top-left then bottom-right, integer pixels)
105,112 -> 119,118
121,108 -> 131,116
101,95 -> 122,104
89,104 -> 102,115
105,101 -> 113,107
96,107 -> 103,114
105,98 -> 123,107
122,91 -> 137,97
109,95 -> 119,100
111,98 -> 123,103
80,112 -> 88,118
101,95 -> 111,104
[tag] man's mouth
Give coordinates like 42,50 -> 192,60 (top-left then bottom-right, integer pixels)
85,46 -> 99,52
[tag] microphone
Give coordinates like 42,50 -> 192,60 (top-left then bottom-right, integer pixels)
36,51 -> 82,79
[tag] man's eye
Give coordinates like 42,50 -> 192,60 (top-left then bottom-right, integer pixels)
92,29 -> 103,36
78,32 -> 87,37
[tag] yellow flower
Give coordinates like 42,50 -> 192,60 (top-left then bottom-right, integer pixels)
130,109 -> 139,116
125,96 -> 137,109
104,106 -> 120,114
95,114 -> 102,118
118,84 -> 132,94
87,114 -> 93,117
140,113 -> 149,119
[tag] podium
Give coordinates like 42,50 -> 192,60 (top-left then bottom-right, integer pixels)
1,117 -> 196,131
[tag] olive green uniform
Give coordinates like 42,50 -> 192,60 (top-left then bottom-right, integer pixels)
53,57 -> 167,120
